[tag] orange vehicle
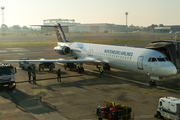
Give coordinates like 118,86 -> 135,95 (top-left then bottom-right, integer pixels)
96,100 -> 134,120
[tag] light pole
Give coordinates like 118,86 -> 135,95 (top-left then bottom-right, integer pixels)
1,7 -> 5,36
125,12 -> 128,34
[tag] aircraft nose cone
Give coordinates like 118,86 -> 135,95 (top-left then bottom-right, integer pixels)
165,63 -> 177,76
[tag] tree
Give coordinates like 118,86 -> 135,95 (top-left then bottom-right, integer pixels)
148,24 -> 158,32
22,26 -> 30,31
0,24 -> 8,31
11,25 -> 21,31
159,24 -> 164,27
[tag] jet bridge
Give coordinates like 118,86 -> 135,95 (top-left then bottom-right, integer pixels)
146,40 -> 180,69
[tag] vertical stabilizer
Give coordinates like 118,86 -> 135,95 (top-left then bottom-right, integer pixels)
55,23 -> 67,42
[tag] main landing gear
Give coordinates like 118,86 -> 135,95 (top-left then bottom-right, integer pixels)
96,65 -> 111,71
77,66 -> 84,74
103,66 -> 110,71
77,63 -> 84,74
149,80 -> 156,86
64,63 -> 84,74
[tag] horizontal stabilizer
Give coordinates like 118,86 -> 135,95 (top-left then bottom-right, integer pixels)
31,23 -> 73,43
30,24 -> 73,27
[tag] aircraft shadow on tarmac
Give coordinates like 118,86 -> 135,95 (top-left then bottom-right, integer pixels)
0,89 -> 59,115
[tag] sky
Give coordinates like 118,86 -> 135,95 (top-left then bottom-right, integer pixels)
0,0 -> 180,27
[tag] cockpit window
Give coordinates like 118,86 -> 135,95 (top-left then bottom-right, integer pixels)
157,58 -> 166,62
152,58 -> 157,62
148,58 -> 152,62
165,57 -> 169,61
148,57 -> 157,62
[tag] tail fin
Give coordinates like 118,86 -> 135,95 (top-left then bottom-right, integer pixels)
55,23 -> 67,42
31,23 -> 71,42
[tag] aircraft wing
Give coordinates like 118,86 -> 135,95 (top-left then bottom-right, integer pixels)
4,58 -> 101,63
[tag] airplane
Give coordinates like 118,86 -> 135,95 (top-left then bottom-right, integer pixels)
4,23 -> 177,86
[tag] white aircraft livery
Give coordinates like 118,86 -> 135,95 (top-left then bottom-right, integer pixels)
4,23 -> 177,86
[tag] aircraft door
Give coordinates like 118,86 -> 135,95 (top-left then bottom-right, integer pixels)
137,56 -> 144,70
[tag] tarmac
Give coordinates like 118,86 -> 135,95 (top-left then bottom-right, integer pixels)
0,45 -> 180,120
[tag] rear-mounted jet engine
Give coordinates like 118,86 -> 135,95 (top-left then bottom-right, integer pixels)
54,46 -> 71,55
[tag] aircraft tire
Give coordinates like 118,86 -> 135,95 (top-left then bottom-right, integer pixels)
13,84 -> 16,89
80,67 -> 84,73
28,67 -> 31,70
153,81 -> 156,86
149,81 -> 153,86
149,81 -> 156,86
156,111 -> 162,118
78,68 -> 81,73
103,66 -> 107,71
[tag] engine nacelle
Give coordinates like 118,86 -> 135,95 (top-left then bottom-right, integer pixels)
54,46 -> 71,55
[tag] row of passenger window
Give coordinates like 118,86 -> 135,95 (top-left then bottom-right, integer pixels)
148,57 -> 169,62
88,53 -> 132,60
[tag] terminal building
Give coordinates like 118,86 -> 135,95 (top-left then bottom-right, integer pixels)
154,25 -> 180,33
43,18 -> 126,33
154,27 -> 171,33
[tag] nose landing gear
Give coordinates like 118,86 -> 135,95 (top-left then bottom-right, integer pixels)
149,80 -> 156,86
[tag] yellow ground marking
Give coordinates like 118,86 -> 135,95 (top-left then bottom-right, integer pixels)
143,90 -> 166,95
125,86 -> 140,90
85,69 -> 180,94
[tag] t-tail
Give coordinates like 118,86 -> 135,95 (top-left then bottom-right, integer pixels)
55,23 -> 67,42
31,23 -> 71,42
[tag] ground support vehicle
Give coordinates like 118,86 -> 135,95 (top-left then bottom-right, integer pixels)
154,96 -> 180,120
64,63 -> 77,71
64,63 -> 84,73
39,62 -> 55,71
96,100 -> 134,120
0,63 -> 17,89
19,58 -> 36,70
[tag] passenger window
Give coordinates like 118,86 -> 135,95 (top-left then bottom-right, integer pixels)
152,58 -> 157,62
148,58 -> 152,62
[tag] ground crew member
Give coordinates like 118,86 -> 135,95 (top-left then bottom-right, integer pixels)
49,64 -> 54,72
99,67 -> 104,77
28,69 -> 31,83
32,70 -> 36,84
56,68 -> 61,82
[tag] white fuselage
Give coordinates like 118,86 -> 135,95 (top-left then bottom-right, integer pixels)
56,42 -> 177,78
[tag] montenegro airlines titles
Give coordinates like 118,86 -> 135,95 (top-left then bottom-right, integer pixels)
5,23 -> 177,86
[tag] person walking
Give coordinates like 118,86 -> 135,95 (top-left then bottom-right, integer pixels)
32,70 -> 37,84
56,68 -> 61,82
49,64 -> 54,72
99,67 -> 104,77
28,69 -> 31,83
